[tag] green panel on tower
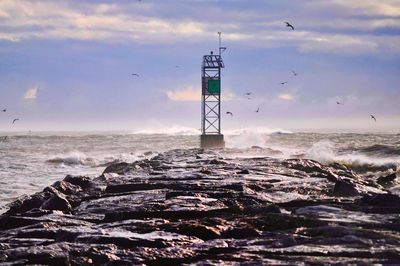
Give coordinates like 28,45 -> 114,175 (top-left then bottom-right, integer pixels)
207,79 -> 220,94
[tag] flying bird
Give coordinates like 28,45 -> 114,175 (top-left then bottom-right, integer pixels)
245,92 -> 251,96
255,107 -> 260,113
336,101 -> 342,105
280,81 -> 288,85
292,70 -> 298,76
2,109 -> 6,112
285,21 -> 295,30
12,118 -> 19,124
370,115 -> 376,122
131,73 -> 139,77
226,111 -> 233,116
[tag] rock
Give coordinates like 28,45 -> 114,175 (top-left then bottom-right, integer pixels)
63,175 -> 91,188
174,224 -> 221,240
0,148 -> 397,265
333,179 -> 359,196
362,193 -> 400,207
41,186 -> 72,212
237,169 -> 250,175
41,194 -> 72,212
209,159 -> 227,165
5,192 -> 51,215
51,180 -> 82,195
103,162 -> 130,174
377,173 -> 397,185
221,226 -> 260,239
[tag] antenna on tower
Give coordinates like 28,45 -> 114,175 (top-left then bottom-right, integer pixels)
218,32 -> 227,56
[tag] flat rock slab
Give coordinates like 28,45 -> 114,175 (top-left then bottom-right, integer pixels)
0,148 -> 399,265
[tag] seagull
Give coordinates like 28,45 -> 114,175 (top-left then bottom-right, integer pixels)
292,70 -> 298,76
2,109 -> 6,112
280,81 -> 288,85
226,111 -> 233,116
255,107 -> 260,113
285,21 -> 295,30
370,115 -> 376,122
12,118 -> 19,124
131,73 -> 139,77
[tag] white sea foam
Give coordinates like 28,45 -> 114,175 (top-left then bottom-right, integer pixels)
224,127 -> 292,149
305,140 -> 400,172
131,126 -> 200,136
47,151 -> 96,166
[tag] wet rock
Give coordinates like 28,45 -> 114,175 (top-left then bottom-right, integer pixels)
362,193 -> 400,207
63,175 -> 91,189
51,180 -> 82,195
221,226 -> 260,239
237,169 -> 250,175
103,162 -> 130,174
173,223 -> 221,240
209,159 -> 227,165
0,149 -> 398,265
41,192 -> 72,212
5,192 -> 51,215
377,173 -> 397,185
333,179 -> 360,196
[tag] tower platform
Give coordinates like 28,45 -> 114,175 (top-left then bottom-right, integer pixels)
200,134 -> 225,149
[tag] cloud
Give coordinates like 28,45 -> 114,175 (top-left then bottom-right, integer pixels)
166,86 -> 200,101
24,86 -> 38,99
0,0 -> 399,56
277,93 -> 294,101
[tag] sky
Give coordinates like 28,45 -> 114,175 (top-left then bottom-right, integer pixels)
0,0 -> 399,132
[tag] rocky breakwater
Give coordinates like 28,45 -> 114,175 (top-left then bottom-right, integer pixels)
0,148 -> 399,265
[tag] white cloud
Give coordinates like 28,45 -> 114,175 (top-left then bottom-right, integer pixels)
0,0 -> 399,56
24,86 -> 38,99
277,93 -> 294,101
166,86 -> 200,101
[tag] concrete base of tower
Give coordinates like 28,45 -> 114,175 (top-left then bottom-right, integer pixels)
200,134 -> 225,149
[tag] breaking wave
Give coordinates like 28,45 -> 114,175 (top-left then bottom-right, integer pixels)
46,151 -> 154,167
357,144 -> 400,157
305,141 -> 400,173
46,152 -> 97,166
131,126 -> 200,136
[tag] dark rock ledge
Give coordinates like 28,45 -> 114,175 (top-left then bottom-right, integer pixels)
0,148 -> 399,265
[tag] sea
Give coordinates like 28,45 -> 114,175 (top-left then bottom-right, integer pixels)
1,128 -> 399,213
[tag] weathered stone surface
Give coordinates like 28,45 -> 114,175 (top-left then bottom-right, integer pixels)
63,175 -> 91,188
0,148 -> 398,265
333,179 -> 360,196
377,173 -> 397,185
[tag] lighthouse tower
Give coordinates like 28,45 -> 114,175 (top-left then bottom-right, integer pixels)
200,33 -> 225,148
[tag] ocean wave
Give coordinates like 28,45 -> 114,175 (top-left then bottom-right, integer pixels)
46,152 -> 97,166
224,127 -> 292,149
131,126 -> 200,136
130,126 -> 292,137
224,127 -> 292,136
358,144 -> 400,156
305,141 -> 400,173
46,151 -> 154,167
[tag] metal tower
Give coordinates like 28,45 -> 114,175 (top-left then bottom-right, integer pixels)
200,32 -> 226,148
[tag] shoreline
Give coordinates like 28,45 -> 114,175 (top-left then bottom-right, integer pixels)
0,148 -> 399,264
